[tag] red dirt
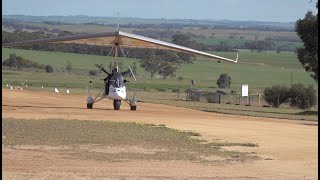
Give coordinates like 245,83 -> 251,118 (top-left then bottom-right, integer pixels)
2,89 -> 318,179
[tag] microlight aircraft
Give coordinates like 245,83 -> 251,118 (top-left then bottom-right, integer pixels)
2,31 -> 238,110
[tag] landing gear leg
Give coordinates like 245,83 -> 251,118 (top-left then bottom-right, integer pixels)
113,100 -> 121,110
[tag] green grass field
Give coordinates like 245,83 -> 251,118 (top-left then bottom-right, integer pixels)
2,48 -> 317,103
2,48 -> 316,92
2,48 -> 318,120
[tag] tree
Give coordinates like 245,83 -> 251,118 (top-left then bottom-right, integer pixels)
58,30 -> 73,37
140,51 -> 160,78
45,65 -> 54,73
8,53 -> 17,69
158,62 -> 177,79
172,34 -> 194,48
177,52 -> 194,64
140,50 -> 180,79
219,41 -> 227,46
245,41 -> 274,52
217,73 -> 231,88
3,55 -> 45,69
295,2 -> 318,82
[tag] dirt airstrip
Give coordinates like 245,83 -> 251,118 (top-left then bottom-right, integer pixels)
2,89 -> 318,179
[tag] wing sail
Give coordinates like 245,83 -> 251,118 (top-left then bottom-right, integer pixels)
2,31 -> 238,63
2,32 -> 118,47
118,31 -> 238,63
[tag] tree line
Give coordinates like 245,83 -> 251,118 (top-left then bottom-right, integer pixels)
2,53 -> 45,70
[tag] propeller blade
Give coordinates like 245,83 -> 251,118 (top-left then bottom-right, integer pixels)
95,64 -> 110,75
121,69 -> 131,76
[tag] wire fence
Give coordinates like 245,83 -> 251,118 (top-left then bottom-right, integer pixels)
183,89 -> 318,111
2,66 -> 95,75
3,66 -> 318,110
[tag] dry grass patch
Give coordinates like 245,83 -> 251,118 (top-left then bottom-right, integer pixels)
2,118 -> 259,163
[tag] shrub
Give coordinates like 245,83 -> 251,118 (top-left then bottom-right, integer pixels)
45,65 -> 54,73
89,70 -> 97,76
289,83 -> 317,109
157,88 -> 166,92
172,88 -> 180,93
143,86 -> 150,91
204,92 -> 220,103
263,85 -> 290,108
178,76 -> 183,81
66,64 -> 72,74
217,73 -> 231,88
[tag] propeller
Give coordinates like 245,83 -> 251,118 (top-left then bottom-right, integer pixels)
95,64 -> 110,75
121,69 -> 131,76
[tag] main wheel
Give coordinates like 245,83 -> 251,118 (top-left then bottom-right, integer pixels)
87,96 -> 94,109
130,105 -> 137,111
113,100 -> 121,110
87,103 -> 93,109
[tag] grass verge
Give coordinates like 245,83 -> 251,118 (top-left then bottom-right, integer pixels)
132,91 -> 318,121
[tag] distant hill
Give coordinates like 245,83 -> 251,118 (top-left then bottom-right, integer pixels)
2,15 -> 295,31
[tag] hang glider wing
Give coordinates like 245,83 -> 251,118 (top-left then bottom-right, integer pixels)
2,31 -> 238,63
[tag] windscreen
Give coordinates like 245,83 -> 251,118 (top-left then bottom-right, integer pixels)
110,72 -> 124,88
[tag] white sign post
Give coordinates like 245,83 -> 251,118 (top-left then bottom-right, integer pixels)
242,84 -> 248,97
241,84 -> 249,105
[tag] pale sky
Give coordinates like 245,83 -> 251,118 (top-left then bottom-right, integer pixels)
2,0 -> 318,22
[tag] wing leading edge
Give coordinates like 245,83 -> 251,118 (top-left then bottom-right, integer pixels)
2,31 -> 238,63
